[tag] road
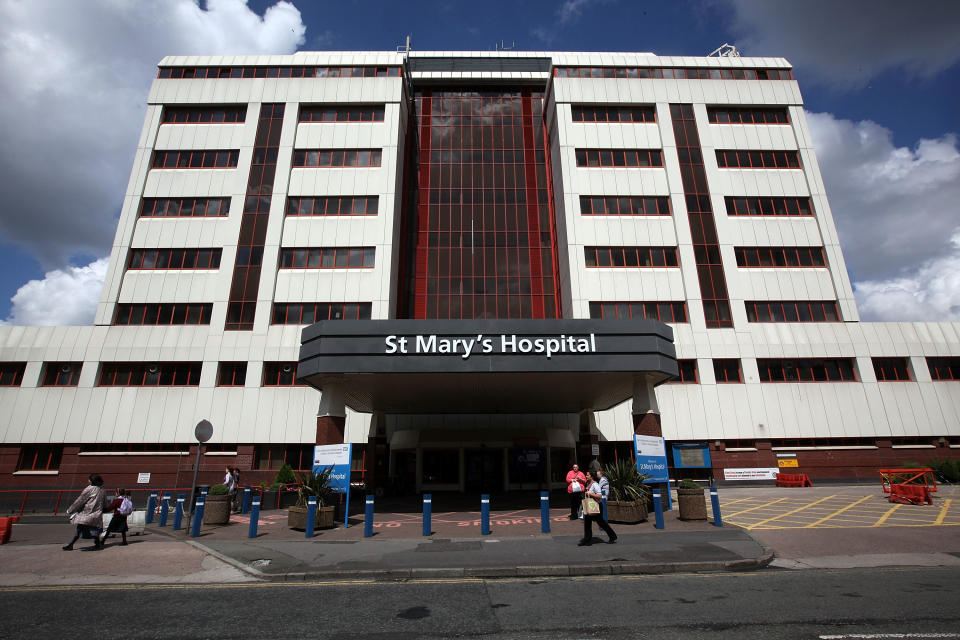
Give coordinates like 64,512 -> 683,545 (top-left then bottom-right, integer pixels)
1,566 -> 958,639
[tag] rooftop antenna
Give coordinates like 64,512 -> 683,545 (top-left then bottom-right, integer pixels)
708,43 -> 740,57
495,40 -> 515,51
397,34 -> 411,56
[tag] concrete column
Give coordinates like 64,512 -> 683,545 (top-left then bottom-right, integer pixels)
632,377 -> 662,437
316,384 -> 346,445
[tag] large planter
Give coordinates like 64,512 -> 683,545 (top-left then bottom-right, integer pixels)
606,499 -> 648,523
203,494 -> 231,525
677,487 -> 708,521
288,505 -> 335,530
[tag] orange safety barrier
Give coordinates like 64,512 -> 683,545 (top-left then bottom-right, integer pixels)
879,468 -> 937,494
889,483 -> 934,505
0,516 -> 12,544
776,473 -> 813,487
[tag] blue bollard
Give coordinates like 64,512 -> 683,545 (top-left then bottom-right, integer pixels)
173,494 -> 185,530
248,498 -> 261,538
422,493 -> 432,536
158,496 -> 170,527
190,497 -> 204,538
710,487 -> 722,527
480,494 -> 491,535
145,492 -> 157,524
601,497 -> 608,522
305,496 -> 317,538
653,489 -> 664,530
241,487 -> 251,514
540,491 -> 551,533
364,495 -> 374,538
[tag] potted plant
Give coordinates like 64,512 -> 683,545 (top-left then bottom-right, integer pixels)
287,466 -> 336,530
602,460 -> 650,523
676,478 -> 707,521
203,483 -> 231,525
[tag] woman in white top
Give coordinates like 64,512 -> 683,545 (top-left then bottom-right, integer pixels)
578,470 -> 617,546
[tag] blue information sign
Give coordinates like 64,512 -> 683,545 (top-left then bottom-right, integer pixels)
313,443 -> 353,528
634,434 -> 669,483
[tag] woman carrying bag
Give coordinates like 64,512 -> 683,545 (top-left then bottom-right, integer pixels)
578,470 -> 617,546
63,474 -> 106,551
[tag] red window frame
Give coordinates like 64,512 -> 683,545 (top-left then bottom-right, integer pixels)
745,301 -> 840,322
151,150 -> 239,169
217,362 -> 247,387
127,249 -> 221,270
873,357 -> 912,382
278,247 -> 375,269
575,149 -> 663,167
17,445 -> 63,471
580,196 -> 670,216
584,247 -> 679,268
571,105 -> 656,123
735,247 -> 827,268
716,150 -> 801,169
158,66 -> 401,79
262,362 -> 306,387
758,358 -> 858,382
271,302 -> 372,324
588,301 -> 688,323
162,105 -> 246,124
0,362 -> 26,386
292,149 -> 382,168
286,196 -> 378,216
139,197 -> 230,217
553,66 -> 792,81
40,362 -> 82,387
725,196 -> 813,217
665,359 -> 698,384
97,362 -> 202,387
253,444 -> 315,470
927,357 -> 960,381
299,105 -> 385,122
113,303 -> 212,326
713,359 -> 742,383
707,106 -> 789,124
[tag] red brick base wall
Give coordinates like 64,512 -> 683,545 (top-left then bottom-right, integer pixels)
633,413 -> 662,437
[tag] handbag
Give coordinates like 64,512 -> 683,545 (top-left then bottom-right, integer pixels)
570,480 -> 582,493
581,497 -> 601,516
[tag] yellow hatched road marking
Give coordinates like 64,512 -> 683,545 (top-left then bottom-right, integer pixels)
934,498 -> 953,526
724,497 -> 787,518
746,495 -> 836,530
803,496 -> 872,528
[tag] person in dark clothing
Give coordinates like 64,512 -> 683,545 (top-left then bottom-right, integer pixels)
578,470 -> 617,546
100,488 -> 132,546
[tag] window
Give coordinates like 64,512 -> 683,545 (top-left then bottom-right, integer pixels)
80,443 -> 190,454
98,362 -> 202,386
927,357 -> 960,381
299,104 -> 385,122
745,301 -> 840,322
571,105 -> 656,123
716,150 -> 801,169
140,197 -> 230,217
217,362 -> 247,387
127,248 -> 221,270
588,301 -> 687,323
713,359 -> 742,383
292,149 -> 382,167
262,362 -> 305,387
286,196 -> 378,216
579,196 -> 670,216
113,303 -> 212,326
151,150 -> 239,169
41,362 -> 82,387
666,359 -> 698,383
272,302 -> 372,324
707,106 -> 789,124
158,65 -> 401,80
162,105 -> 246,124
17,445 -> 63,471
0,362 -> 26,386
725,196 -> 813,217
278,247 -> 375,269
873,357 -> 912,382
584,247 -> 679,268
253,444 -> 314,471
735,247 -> 827,268
758,358 -> 857,382
554,66 -> 792,80
575,149 -> 663,167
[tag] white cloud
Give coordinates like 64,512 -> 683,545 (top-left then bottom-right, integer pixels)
0,0 -> 306,268
0,258 -> 109,326
806,111 -> 960,321
725,0 -> 960,86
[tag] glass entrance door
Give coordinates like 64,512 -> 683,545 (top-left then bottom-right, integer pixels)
465,448 -> 503,493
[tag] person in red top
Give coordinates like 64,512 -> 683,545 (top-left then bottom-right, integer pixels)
565,463 -> 587,520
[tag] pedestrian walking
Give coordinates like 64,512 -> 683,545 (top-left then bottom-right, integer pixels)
100,489 -> 132,546
578,470 -> 617,546
63,474 -> 106,551
566,463 -> 586,519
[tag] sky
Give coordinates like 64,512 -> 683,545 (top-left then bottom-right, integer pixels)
0,0 -> 958,325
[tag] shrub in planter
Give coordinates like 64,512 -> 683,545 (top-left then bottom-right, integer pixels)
203,483 -> 231,525
676,479 -> 707,521
288,466 -> 336,530
603,460 -> 650,523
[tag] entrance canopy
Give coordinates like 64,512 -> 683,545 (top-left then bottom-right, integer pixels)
298,319 -> 676,413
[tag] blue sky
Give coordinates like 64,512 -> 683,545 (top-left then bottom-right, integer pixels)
0,0 -> 958,324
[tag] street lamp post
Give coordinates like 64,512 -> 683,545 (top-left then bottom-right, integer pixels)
185,419 -> 213,535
